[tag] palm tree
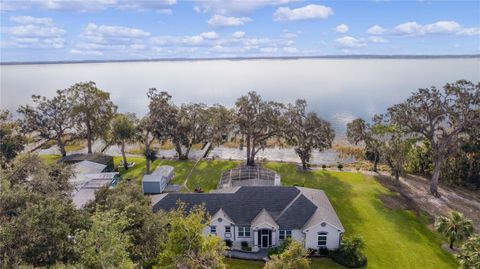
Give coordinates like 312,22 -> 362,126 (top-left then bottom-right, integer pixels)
435,211 -> 474,249
111,113 -> 137,170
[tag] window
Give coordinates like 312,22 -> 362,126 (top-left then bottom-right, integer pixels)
279,230 -> 292,240
210,226 -> 216,234
225,226 -> 231,233
318,232 -> 327,246
238,226 -> 251,237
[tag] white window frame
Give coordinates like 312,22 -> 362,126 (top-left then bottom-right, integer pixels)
317,232 -> 327,247
210,225 -> 216,234
238,226 -> 251,237
279,230 -> 292,240
225,226 -> 231,233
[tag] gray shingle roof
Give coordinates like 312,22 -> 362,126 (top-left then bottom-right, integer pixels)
153,186 -> 300,225
152,186 -> 344,231
276,194 -> 318,229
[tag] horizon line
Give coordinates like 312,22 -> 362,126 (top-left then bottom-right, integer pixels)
1,54 -> 479,65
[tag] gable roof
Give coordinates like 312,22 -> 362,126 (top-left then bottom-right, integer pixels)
251,209 -> 278,229
152,186 -> 344,231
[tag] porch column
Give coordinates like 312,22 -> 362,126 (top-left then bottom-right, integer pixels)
253,229 -> 258,248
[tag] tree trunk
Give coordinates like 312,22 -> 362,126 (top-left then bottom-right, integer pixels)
373,153 -> 379,172
86,120 -> 93,154
431,157 -> 442,197
449,238 -> 454,249
246,135 -> 254,166
394,170 -> 400,185
121,142 -> 128,170
145,133 -> 151,175
57,137 -> 67,157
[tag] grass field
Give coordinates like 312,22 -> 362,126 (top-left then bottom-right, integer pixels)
57,155 -> 456,268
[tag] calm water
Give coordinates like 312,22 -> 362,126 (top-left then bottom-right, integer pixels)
1,58 -> 479,137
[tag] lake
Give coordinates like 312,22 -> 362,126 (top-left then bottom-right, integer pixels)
1,58 -> 479,137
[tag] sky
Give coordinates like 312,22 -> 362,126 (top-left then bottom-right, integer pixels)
1,0 -> 479,62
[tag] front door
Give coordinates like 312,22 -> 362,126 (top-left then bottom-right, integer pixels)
261,234 -> 269,248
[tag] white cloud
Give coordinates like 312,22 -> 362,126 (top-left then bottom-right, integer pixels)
207,14 -> 252,27
394,21 -> 423,35
367,25 -> 386,35
335,36 -> 366,49
69,49 -> 103,55
9,16 -> 54,26
393,20 -> 477,36
1,15 -> 67,49
232,31 -> 246,38
1,0 -> 177,12
193,0 -> 297,15
423,21 -> 461,34
260,47 -> 278,53
273,4 -> 333,22
281,32 -> 298,38
283,47 -> 298,53
368,36 -> 388,43
79,23 -> 150,45
3,24 -> 65,38
335,24 -> 349,33
200,31 -> 219,39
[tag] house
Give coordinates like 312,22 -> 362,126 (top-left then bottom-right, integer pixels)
152,186 -> 344,251
218,165 -> 281,189
59,153 -> 114,172
70,160 -> 118,209
142,165 -> 175,194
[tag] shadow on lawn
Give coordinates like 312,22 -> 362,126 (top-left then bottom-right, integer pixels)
369,182 -> 457,267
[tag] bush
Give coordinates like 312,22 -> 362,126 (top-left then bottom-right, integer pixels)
268,238 -> 292,257
322,164 -> 327,170
307,248 -> 317,256
224,239 -> 232,248
318,247 -> 329,256
337,163 -> 344,171
331,235 -> 367,268
241,241 -> 251,251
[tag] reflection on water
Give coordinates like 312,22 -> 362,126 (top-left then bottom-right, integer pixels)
2,58 -> 479,137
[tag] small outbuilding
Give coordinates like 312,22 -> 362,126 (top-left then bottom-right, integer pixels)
142,165 -> 175,194
59,153 -> 114,172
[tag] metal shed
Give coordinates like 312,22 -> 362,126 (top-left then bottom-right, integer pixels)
142,165 -> 175,194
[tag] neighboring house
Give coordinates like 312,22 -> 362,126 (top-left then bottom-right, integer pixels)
218,165 -> 281,189
152,186 -> 344,251
142,165 -> 175,194
59,153 -> 114,172
69,160 -> 118,209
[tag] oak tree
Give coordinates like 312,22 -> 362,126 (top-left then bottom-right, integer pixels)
387,80 -> 480,196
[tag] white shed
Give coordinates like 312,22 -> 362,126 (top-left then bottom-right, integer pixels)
142,165 -> 175,194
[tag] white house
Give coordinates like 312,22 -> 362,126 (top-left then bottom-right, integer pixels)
152,186 -> 344,251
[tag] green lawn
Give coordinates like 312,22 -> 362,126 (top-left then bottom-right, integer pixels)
226,258 -> 347,269
39,154 -> 61,164
110,158 -> 457,269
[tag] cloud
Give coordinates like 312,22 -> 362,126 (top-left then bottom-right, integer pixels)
368,36 -> 388,43
335,36 -> 366,48
9,16 -> 54,26
367,25 -> 386,35
1,0 -> 177,12
193,0 -> 297,15
2,16 -> 66,49
81,23 -> 150,44
207,14 -> 252,27
335,24 -> 349,33
393,20 -> 478,36
69,49 -> 103,55
232,31 -> 246,38
273,4 -> 333,22
200,31 -> 219,39
283,47 -> 298,53
260,47 -> 278,53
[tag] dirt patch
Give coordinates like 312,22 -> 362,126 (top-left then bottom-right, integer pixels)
370,172 -> 480,230
379,193 -> 422,215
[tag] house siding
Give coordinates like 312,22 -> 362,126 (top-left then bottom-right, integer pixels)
304,222 -> 342,250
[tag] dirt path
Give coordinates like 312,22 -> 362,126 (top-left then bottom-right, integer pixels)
370,171 -> 480,231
